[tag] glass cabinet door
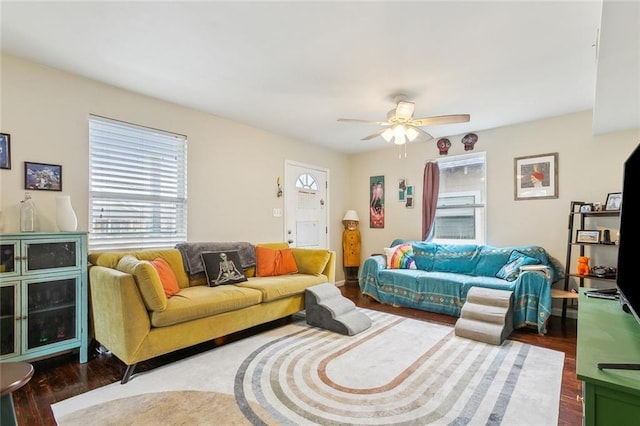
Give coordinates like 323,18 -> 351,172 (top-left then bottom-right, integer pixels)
0,282 -> 18,357
0,240 -> 19,278
21,238 -> 81,275
25,276 -> 78,352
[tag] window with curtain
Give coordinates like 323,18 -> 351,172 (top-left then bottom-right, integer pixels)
433,152 -> 486,244
88,115 -> 187,251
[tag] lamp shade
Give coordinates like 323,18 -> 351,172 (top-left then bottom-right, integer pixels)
342,210 -> 360,222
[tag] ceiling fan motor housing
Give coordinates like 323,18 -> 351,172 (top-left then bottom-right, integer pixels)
389,101 -> 415,123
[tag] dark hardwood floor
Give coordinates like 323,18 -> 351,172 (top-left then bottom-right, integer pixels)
11,285 -> 581,425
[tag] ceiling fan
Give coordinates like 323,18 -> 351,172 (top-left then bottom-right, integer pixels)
337,97 -> 470,145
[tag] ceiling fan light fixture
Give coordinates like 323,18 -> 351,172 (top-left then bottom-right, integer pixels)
393,135 -> 406,145
381,128 -> 394,142
405,126 -> 419,142
392,124 -> 405,139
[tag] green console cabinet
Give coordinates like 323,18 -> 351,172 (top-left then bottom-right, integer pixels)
0,232 -> 88,363
577,289 -> 640,425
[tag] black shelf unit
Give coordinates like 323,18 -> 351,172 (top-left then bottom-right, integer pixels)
558,201 -> 620,322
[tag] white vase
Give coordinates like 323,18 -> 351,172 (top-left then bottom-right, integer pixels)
56,195 -> 78,232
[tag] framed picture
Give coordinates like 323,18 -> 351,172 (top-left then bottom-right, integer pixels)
605,192 -> 622,211
580,204 -> 592,213
576,230 -> 601,244
24,162 -> 62,191
398,178 -> 407,202
514,152 -> 558,200
405,185 -> 414,208
370,175 -> 384,228
0,133 -> 10,169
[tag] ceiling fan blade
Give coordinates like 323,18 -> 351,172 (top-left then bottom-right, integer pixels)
361,128 -> 389,141
337,118 -> 390,125
415,127 -> 435,141
395,101 -> 415,120
410,114 -> 470,127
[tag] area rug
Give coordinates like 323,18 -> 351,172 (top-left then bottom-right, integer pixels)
52,309 -> 564,425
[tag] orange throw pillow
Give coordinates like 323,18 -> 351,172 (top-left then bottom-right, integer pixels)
150,257 -> 180,298
256,246 -> 298,277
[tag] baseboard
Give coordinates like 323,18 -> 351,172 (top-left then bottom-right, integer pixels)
551,307 -> 578,320
336,280 -> 345,287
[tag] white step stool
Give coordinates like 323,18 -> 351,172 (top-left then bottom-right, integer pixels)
455,287 -> 514,345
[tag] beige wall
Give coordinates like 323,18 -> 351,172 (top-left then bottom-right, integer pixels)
2,54 -> 639,291
349,111 -> 639,291
0,55 -> 351,280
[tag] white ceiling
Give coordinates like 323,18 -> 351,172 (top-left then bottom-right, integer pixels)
1,1 -> 638,154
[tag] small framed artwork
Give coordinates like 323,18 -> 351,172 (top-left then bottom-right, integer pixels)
605,192 -> 622,211
398,178 -> 407,202
514,152 -> 558,200
576,230 -> 601,244
405,185 -> 414,208
24,162 -> 62,191
580,204 -> 592,213
0,133 -> 10,169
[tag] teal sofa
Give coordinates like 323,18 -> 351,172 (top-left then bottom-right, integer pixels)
359,241 -> 563,334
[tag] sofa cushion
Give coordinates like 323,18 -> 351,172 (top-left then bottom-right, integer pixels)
291,248 -> 331,275
432,244 -> 481,275
237,274 -> 328,302
411,242 -> 438,271
256,246 -> 298,277
495,250 -> 541,281
150,257 -> 181,298
474,246 -> 513,276
90,249 -> 190,289
150,285 -> 263,327
116,255 -> 167,312
383,244 -> 416,269
201,250 -> 249,285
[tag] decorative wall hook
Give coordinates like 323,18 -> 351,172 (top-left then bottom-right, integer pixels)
276,177 -> 283,197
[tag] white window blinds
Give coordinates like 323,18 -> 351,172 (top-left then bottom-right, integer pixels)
89,115 -> 187,251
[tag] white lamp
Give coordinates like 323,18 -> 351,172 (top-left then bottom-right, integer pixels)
342,210 -> 360,222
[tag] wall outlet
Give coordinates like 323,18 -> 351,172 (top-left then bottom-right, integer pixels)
272,208 -> 282,217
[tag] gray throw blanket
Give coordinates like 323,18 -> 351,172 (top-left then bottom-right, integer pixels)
175,242 -> 256,277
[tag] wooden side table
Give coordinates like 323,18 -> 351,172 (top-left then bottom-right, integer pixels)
1,362 -> 34,426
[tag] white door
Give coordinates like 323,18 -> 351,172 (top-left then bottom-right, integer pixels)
284,161 -> 328,248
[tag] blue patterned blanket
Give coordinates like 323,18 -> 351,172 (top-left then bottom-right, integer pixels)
359,243 -> 562,334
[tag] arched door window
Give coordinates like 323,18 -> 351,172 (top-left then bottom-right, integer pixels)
295,173 -> 318,190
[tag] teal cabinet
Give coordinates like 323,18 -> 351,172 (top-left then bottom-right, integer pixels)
0,232 -> 88,363
577,289 -> 640,425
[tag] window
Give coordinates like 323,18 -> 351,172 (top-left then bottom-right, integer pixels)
89,116 -> 187,251
295,173 -> 318,190
433,152 -> 486,244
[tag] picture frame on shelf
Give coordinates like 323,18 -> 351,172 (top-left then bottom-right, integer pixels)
576,230 -> 601,244
0,133 -> 10,169
513,152 -> 558,200
24,161 -> 62,191
605,192 -> 622,211
580,204 -> 592,213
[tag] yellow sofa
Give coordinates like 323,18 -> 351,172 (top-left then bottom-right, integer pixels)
88,243 -> 336,384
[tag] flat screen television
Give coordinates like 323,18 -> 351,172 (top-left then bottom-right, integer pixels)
597,143 -> 640,371
616,142 -> 640,326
